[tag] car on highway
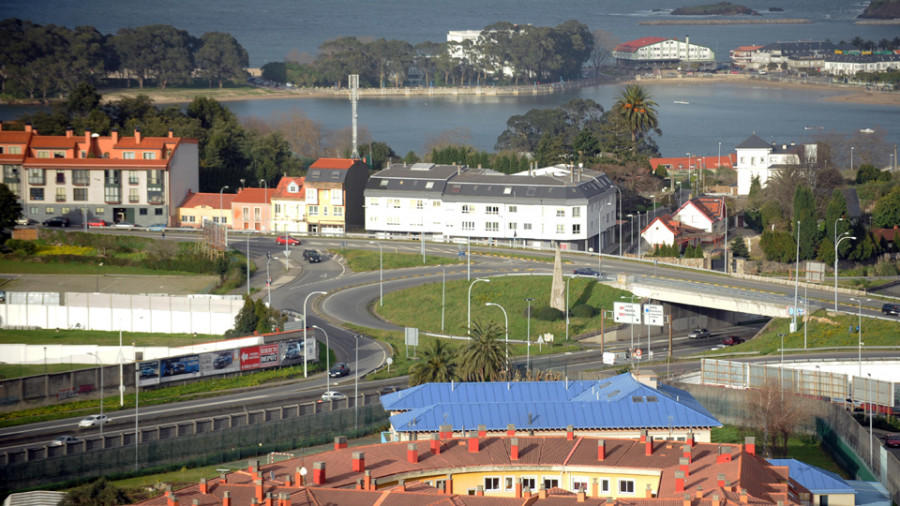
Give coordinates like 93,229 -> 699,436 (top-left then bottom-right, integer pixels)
42,216 -> 70,227
78,414 -> 110,427
688,328 -> 711,339
50,435 -> 81,446
329,362 -> 350,378
722,335 -> 745,346
113,221 -> 135,228
147,223 -> 167,232
881,303 -> 900,316
213,352 -> 233,369
379,386 -> 399,396
275,235 -> 300,246
320,391 -> 347,402
303,249 -> 322,263
573,267 -> 600,277
885,433 -> 900,448
88,219 -> 109,227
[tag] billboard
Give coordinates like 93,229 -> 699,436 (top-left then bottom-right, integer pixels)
240,343 -> 280,371
614,302 -> 642,324
138,360 -> 161,387
202,349 -> 239,374
160,355 -> 201,383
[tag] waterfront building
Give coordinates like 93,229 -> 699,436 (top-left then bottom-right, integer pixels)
734,134 -> 816,196
364,162 -> 617,252
748,40 -> 845,72
612,36 -> 716,70
729,45 -> 764,69
304,158 -> 369,235
1,123 -> 198,227
270,176 -> 307,233
823,52 -> 900,77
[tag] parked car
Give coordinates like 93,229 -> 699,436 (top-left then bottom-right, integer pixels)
884,433 -> 900,448
573,267 -> 600,277
213,352 -> 233,369
379,386 -> 399,396
329,362 -> 350,378
722,335 -> 745,346
276,235 -> 301,246
50,435 -> 81,446
881,303 -> 900,316
320,391 -> 347,402
15,217 -> 38,226
113,221 -> 135,228
147,223 -> 167,232
688,328 -> 711,339
0,290 -> 6,303
303,249 -> 322,263
87,219 -> 109,227
78,414 -> 110,427
42,216 -> 70,227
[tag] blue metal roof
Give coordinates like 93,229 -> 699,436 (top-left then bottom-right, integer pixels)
768,459 -> 855,495
383,373 -> 722,433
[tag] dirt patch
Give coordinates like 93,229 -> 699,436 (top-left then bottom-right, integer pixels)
0,273 -> 219,295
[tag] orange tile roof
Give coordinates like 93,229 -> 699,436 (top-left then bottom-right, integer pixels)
0,130 -> 33,143
231,187 -> 271,204
614,37 -> 669,53
28,137 -> 79,149
136,436 -> 801,506
309,158 -> 356,170
272,176 -> 306,200
179,191 -> 237,210
114,137 -> 178,149
649,155 -> 735,171
21,157 -> 170,169
642,214 -> 706,238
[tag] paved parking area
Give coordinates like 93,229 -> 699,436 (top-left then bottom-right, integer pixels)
0,273 -> 219,295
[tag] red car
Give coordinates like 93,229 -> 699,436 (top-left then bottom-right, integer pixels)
275,235 -> 300,246
88,219 -> 109,228
722,336 -> 745,346
885,434 -> 900,448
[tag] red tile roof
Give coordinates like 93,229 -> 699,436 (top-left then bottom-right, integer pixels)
231,188 -> 272,204
673,198 -> 725,224
135,436 -> 801,505
649,155 -> 736,171
0,130 -> 33,143
179,191 -> 237,210
272,176 -> 306,200
614,37 -> 669,53
28,137 -> 79,149
114,137 -> 177,149
21,158 -> 169,169
310,158 -> 357,170
642,214 -> 706,238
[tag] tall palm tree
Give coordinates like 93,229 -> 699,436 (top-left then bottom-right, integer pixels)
459,320 -> 506,382
409,338 -> 458,386
614,84 -> 659,154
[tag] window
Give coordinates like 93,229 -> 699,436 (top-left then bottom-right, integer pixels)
184,215 -> 195,223
139,208 -> 148,215
104,170 -> 120,185
556,224 -> 565,234
254,207 -> 261,220
29,206 -> 39,215
415,200 -> 423,210
486,206 -> 499,215
307,206 -> 318,216
484,477 -> 500,492
521,477 -> 537,493
53,150 -> 65,158
129,171 -> 139,184
142,152 -> 156,160
56,171 -> 65,184
386,217 -> 400,226
28,169 -> 45,185
30,188 -> 44,201
572,207 -> 581,217
45,206 -> 54,214
462,221 -> 475,231
72,170 -> 89,185
390,199 -> 400,209
73,188 -> 87,201
618,479 -> 635,494
573,224 -> 581,234
8,146 -> 21,154
435,479 -> 446,492
333,207 -> 343,217
122,151 -> 135,159
54,188 -> 65,202
820,495 -> 829,506
274,204 -> 281,214
504,477 -> 515,491
486,222 -> 499,232
461,204 -> 472,214
572,477 -> 589,493
95,208 -> 105,215
425,181 -> 434,189
508,223 -> 517,230
129,188 -> 139,203
508,205 -> 517,213
524,223 -> 532,231
543,477 -> 559,490
503,187 -> 512,194
368,198 -> 379,207
37,151 -> 49,158
556,208 -> 565,217
104,184 -> 120,201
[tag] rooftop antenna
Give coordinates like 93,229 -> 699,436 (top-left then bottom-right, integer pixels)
349,74 -> 360,160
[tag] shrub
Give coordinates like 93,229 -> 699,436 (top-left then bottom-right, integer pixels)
5,239 -> 37,255
533,306 -> 564,321
571,304 -> 595,318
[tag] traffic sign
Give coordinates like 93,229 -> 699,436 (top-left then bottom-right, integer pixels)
613,302 -> 642,324
635,349 -> 643,359
643,304 -> 664,326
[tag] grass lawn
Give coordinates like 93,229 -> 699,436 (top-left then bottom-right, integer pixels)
336,247 -> 557,273
0,258 -> 198,276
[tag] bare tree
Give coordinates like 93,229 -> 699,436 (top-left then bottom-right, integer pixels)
270,108 -> 329,159
589,30 -> 619,76
748,379 -> 807,457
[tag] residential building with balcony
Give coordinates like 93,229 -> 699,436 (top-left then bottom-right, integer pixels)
1,123 -> 198,226
177,191 -> 236,228
231,187 -> 272,232
304,158 -> 369,235
270,176 -> 307,233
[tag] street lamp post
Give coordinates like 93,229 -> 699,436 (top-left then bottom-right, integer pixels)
850,297 -> 870,411
627,214 -> 634,252
613,185 -> 623,256
867,372 -> 873,468
717,141 -> 721,171
723,199 -> 728,273
89,352 -> 104,438
368,241 -> 384,306
850,146 -> 855,171
220,185 -> 229,248
834,232 -> 855,311
246,233 -> 250,296
778,332 -> 785,401
265,252 -> 274,308
525,298 -> 534,373
565,276 -> 572,341
485,302 -> 508,367
354,334 -> 361,432
441,267 -> 446,332
312,325 -> 330,392
134,368 -> 139,471
467,278 -> 490,334
303,291 -> 327,377
621,295 -> 637,368
260,179 -> 268,233
793,221 -> 801,331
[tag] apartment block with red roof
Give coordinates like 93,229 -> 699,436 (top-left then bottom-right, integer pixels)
270,176 -> 306,233
135,433 -> 818,506
304,158 -> 369,234
612,36 -> 716,70
0,122 -> 198,227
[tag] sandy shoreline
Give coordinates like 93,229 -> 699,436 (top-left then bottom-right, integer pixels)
77,75 -> 898,109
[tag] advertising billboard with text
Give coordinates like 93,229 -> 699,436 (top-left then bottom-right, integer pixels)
240,343 -> 280,371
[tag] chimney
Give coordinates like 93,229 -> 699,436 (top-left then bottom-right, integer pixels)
687,432 -> 695,447
167,494 -> 178,506
680,457 -> 690,477
193,499 -> 200,506
717,473 -> 725,488
407,443 -> 418,463
445,474 -> 453,495
295,467 -> 304,486
577,490 -> 586,502
430,433 -> 441,454
682,444 -> 692,463
25,123 -> 33,133
284,474 -> 292,487
265,493 -> 273,506
312,461 -> 326,485
222,491 -> 231,506
168,128 -> 174,138
591,478 -> 598,498
716,446 -> 732,463
675,470 -> 685,492
510,437 -> 519,460
696,487 -> 703,499
66,127 -> 73,138
199,478 -> 208,494
468,430 -> 479,453
364,470 -> 371,490
478,424 -> 486,437
566,425 -> 574,440
85,130 -> 92,147
476,485 -> 484,497
399,479 -> 406,492
740,489 -> 749,503
249,459 -> 259,475
538,483 -> 547,499
640,429 -> 647,443
744,436 -> 756,455
356,479 -> 363,490
598,439 -> 606,461
135,126 -> 142,144
507,423 -> 516,436
352,451 -> 365,472
683,493 -> 692,506
255,479 -> 264,503
712,494 -> 720,506
523,488 -> 532,499
112,128 -> 119,143
516,478 -> 523,498
646,483 -> 653,498
439,424 -> 452,439
646,435 -> 653,455
335,436 -> 347,450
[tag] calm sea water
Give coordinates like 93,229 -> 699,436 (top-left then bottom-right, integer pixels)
1,0 -> 897,158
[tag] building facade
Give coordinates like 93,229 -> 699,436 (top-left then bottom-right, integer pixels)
270,176 -> 307,233
231,188 -> 272,232
613,36 -> 716,70
177,191 -> 235,228
734,134 -> 816,195
1,124 -> 198,227
304,158 -> 369,235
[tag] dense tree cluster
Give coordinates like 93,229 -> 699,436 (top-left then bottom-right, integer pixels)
263,20 -> 593,89
0,19 -> 249,97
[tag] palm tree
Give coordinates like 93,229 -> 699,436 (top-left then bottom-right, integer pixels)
409,338 -> 458,386
459,320 -> 506,382
614,84 -> 659,154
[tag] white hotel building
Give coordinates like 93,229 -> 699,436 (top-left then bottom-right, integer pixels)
364,163 -> 618,252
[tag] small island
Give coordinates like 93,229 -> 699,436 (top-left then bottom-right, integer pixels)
859,0 -> 900,19
671,2 -> 760,15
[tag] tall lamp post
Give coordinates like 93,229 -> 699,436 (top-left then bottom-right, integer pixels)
834,232 -> 855,311
621,295 -> 637,368
525,298 -> 534,372
792,221 -> 801,331
485,302 -> 509,367
303,290 -> 327,377
850,297 -> 870,410
565,276 -> 572,341
354,334 -> 361,432
219,185 -> 229,248
867,373 -> 874,468
89,352 -> 104,438
613,185 -> 623,256
265,252 -> 275,307
312,325 -> 330,392
467,278 -> 490,334
627,214 -> 634,252
850,146 -> 855,171
259,179 -> 268,233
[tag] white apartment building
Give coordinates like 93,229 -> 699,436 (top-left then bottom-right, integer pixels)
270,176 -> 307,233
734,134 -> 817,195
613,36 -> 716,69
365,163 -> 617,252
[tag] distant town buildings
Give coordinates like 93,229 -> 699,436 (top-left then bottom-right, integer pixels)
729,39 -> 900,75
613,36 -> 716,70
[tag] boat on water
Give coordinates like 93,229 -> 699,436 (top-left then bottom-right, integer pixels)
859,128 -> 875,134
674,100 -> 690,105
804,126 -> 823,130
